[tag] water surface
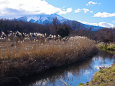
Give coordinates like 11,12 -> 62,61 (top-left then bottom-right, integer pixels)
23,51 -> 115,86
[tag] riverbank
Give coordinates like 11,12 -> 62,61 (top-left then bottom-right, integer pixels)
0,36 -> 97,85
79,63 -> 115,86
97,43 -> 115,54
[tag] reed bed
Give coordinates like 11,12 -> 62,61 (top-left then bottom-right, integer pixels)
0,36 -> 97,79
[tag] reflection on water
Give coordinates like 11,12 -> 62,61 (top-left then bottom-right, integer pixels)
23,51 -> 115,86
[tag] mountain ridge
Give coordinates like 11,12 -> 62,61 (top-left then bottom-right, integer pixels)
16,14 -> 103,31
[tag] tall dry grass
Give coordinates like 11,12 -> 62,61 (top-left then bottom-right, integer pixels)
0,36 -> 97,78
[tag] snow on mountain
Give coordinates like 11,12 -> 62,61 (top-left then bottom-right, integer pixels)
16,14 -> 103,31
17,14 -> 67,24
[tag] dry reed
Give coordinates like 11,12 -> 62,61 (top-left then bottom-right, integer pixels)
0,36 -> 97,78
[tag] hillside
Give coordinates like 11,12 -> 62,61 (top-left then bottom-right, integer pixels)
16,14 -> 103,31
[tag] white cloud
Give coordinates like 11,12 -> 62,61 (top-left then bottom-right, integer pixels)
79,20 -> 114,28
98,22 -> 114,28
86,1 -> 98,6
90,11 -> 93,13
112,21 -> 115,23
0,0 -> 72,16
58,8 -> 72,14
82,8 -> 90,13
94,12 -> 115,18
74,9 -> 81,13
67,8 -> 72,13
74,8 -> 93,13
79,21 -> 98,26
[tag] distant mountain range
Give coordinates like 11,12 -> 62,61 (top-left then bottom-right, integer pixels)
16,14 -> 103,31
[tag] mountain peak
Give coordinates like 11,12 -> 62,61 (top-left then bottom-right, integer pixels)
16,13 -> 103,31
17,14 -> 67,24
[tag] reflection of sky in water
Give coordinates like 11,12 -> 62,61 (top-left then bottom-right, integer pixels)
28,53 -> 115,86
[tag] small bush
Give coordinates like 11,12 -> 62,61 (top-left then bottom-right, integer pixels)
79,83 -> 84,86
99,69 -> 105,73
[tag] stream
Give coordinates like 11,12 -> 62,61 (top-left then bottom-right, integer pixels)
23,51 -> 115,86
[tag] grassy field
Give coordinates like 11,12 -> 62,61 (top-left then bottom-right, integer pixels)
97,43 -> 115,54
79,63 -> 115,86
0,36 -> 97,79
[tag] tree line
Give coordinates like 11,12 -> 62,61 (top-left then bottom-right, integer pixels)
0,19 -> 72,37
0,19 -> 114,42
72,27 -> 115,43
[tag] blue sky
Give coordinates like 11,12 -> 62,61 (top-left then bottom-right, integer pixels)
0,0 -> 115,28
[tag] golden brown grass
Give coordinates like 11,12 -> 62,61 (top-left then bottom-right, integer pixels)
0,36 -> 97,78
79,63 -> 115,86
97,43 -> 115,54
0,36 -> 95,58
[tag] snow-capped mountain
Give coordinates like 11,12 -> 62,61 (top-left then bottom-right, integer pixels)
17,14 -> 68,24
17,14 -> 103,31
